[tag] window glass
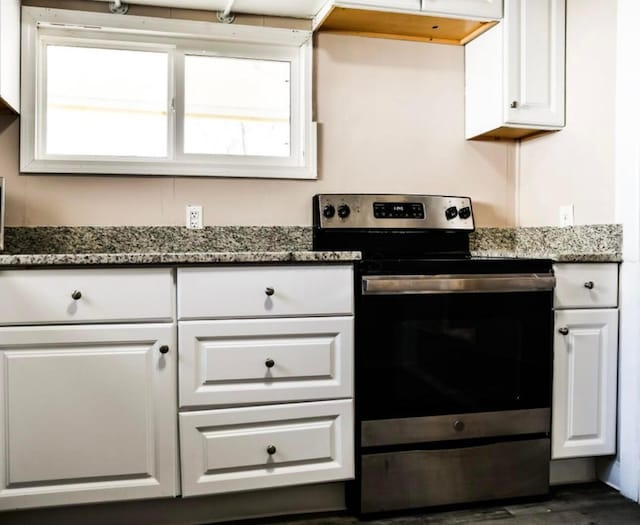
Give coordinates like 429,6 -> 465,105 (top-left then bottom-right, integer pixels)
46,45 -> 169,157
184,55 -> 290,157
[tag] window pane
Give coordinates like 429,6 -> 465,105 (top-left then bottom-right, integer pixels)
46,45 -> 169,157
184,55 -> 290,157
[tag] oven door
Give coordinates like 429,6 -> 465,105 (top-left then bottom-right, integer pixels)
356,273 -> 554,421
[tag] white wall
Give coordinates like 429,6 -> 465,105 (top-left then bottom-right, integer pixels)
0,3 -> 516,228
517,0 -> 617,227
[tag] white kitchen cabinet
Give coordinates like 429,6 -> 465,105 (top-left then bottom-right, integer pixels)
177,265 -> 353,320
315,0 -> 499,46
337,0 -> 421,12
0,323 -> 178,510
0,0 -> 19,112
180,400 -> 354,496
465,0 -> 565,139
328,0 -> 501,19
552,263 -> 620,460
0,268 -> 174,325
421,0 -> 502,19
179,316 -> 353,407
177,264 -> 355,498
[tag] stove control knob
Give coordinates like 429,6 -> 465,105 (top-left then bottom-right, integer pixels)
322,204 -> 336,218
337,204 -> 351,219
445,206 -> 458,220
458,206 -> 471,220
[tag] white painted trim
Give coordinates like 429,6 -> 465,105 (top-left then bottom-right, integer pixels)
20,6 -> 317,179
613,0 -> 640,502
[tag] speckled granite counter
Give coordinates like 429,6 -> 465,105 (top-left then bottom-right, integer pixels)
0,224 -> 621,267
470,224 -> 622,262
0,226 -> 359,266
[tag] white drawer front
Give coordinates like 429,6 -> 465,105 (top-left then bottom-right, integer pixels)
554,264 -> 618,309
0,268 -> 174,325
177,265 -> 353,319
179,317 -> 353,408
179,400 -> 354,496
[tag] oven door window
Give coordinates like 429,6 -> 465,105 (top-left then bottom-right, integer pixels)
357,291 -> 552,420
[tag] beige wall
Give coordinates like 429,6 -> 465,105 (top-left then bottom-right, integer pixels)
517,0 -> 617,227
2,3 -> 517,227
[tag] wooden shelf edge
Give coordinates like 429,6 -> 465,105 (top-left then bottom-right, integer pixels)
466,126 -> 563,141
316,6 -> 497,46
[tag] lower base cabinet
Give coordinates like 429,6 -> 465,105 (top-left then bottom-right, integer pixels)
180,399 -> 354,496
0,323 -> 177,510
552,308 -> 619,459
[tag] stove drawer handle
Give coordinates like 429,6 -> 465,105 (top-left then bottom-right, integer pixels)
362,273 -> 556,295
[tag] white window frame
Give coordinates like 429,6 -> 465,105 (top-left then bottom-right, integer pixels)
20,7 -> 317,179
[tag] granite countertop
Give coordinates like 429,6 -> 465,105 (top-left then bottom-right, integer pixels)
0,226 -> 360,266
0,224 -> 622,267
470,224 -> 622,262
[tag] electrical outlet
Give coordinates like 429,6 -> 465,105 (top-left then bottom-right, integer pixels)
186,205 -> 203,230
559,205 -> 574,227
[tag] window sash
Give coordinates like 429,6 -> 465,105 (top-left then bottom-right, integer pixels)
21,7 -> 316,179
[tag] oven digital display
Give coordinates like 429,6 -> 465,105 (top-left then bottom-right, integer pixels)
373,202 -> 425,219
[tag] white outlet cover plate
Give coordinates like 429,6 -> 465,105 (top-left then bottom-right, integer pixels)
186,205 -> 203,229
559,205 -> 574,227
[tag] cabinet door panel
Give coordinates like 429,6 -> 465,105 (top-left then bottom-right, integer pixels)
505,0 -> 565,126
552,309 -> 618,459
0,324 -> 177,510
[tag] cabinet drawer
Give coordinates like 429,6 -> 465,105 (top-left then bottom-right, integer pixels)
179,400 -> 354,496
553,264 -> 618,309
177,265 -> 353,320
179,317 -> 353,408
0,268 -> 174,325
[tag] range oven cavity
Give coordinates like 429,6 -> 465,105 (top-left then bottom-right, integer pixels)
313,194 -> 555,514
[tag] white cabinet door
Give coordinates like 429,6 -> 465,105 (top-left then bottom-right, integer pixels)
465,0 -> 565,139
422,0 -> 502,19
504,0 -> 565,127
0,0 -> 19,112
0,323 -> 177,510
552,309 -> 618,459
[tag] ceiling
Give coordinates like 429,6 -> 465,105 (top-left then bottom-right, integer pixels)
90,0 -> 329,19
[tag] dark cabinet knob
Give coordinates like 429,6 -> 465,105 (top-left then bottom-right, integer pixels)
453,420 -> 465,432
159,345 -> 170,354
71,290 -> 82,300
265,287 -> 275,296
584,281 -> 595,289
266,445 -> 277,455
558,327 -> 569,335
265,358 -> 275,368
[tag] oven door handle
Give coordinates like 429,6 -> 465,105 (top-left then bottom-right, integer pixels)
362,273 -> 556,295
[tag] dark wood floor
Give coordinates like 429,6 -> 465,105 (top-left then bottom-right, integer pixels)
245,483 -> 640,525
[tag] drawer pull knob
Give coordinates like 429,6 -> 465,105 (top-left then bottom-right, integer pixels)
71,290 -> 82,300
453,420 -> 465,432
159,345 -> 170,354
559,327 -> 569,335
584,281 -> 595,289
265,287 -> 275,296
265,358 -> 275,368
266,445 -> 277,455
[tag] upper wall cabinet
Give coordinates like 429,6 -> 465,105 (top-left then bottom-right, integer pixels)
0,0 -> 19,113
314,0 -> 502,46
465,0 -> 566,139
421,0 -> 502,19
